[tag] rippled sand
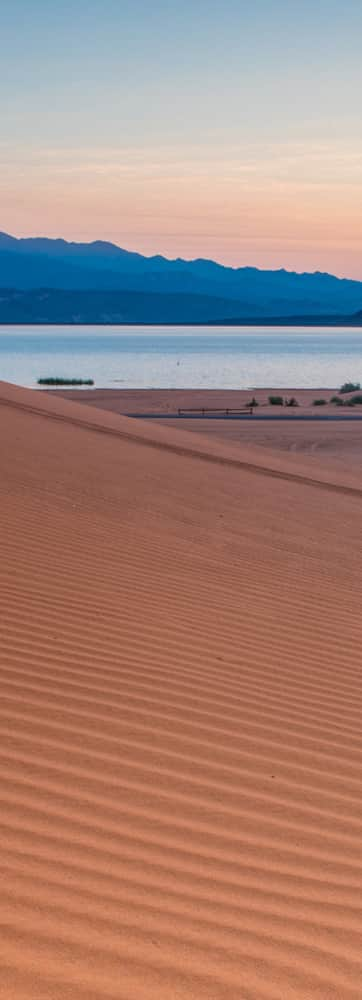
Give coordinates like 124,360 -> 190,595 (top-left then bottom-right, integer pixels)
1,380 -> 362,999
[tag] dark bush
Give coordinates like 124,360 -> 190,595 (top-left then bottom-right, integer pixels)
313,398 -> 327,406
330,396 -> 344,405
38,377 -> 94,386
246,397 -> 259,407
268,395 -> 284,405
349,394 -> 362,405
339,382 -> 360,394
285,397 -> 299,407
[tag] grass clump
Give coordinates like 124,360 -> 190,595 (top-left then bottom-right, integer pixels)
268,395 -> 284,406
313,398 -> 327,406
246,397 -> 259,408
329,392 -> 362,406
37,377 -> 94,386
339,381 -> 360,394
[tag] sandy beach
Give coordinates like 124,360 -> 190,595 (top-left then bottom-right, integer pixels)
53,386 -> 362,480
1,379 -> 362,999
52,386 -> 354,416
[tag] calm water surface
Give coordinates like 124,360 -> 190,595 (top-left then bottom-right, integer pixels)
1,325 -> 361,390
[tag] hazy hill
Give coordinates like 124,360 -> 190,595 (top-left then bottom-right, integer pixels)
0,287 -> 260,324
0,288 -> 361,326
1,232 -> 362,320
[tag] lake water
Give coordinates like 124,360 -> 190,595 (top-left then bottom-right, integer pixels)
1,325 -> 361,390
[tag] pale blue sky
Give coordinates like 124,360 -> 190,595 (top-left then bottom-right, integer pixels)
2,0 -> 362,275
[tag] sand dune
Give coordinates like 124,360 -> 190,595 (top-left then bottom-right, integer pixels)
54,386 -> 362,481
1,380 -> 362,999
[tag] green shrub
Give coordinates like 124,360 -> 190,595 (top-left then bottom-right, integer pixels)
38,377 -> 94,386
313,398 -> 327,406
331,396 -> 344,405
349,394 -> 362,405
339,382 -> 360,394
268,395 -> 284,406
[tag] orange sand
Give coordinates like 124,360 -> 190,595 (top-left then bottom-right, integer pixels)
54,386 -> 362,482
157,416 -> 362,482
1,380 -> 362,999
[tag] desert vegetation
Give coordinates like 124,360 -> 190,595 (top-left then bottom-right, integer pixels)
339,382 -> 360,394
37,377 -> 94,386
330,392 -> 362,406
268,395 -> 284,405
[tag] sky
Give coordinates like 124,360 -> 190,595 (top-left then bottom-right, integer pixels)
1,0 -> 362,277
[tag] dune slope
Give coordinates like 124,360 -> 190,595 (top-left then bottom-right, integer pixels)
1,382 -> 362,999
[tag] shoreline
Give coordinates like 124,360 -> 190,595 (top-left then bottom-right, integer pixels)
48,385 -> 360,416
47,385 -> 362,471
1,318 -> 362,327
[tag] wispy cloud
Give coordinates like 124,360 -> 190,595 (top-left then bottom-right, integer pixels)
3,138 -> 362,190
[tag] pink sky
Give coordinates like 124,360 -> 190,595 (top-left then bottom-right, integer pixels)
2,139 -> 362,279
0,150 -> 362,279
2,2 -> 362,279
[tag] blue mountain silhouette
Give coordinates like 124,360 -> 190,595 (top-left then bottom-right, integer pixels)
1,232 -> 362,322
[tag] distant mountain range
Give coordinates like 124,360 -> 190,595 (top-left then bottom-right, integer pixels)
1,231 -> 362,324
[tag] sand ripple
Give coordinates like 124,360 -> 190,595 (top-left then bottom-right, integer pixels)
0,382 -> 362,998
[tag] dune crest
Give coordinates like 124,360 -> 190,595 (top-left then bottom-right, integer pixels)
1,381 -> 362,999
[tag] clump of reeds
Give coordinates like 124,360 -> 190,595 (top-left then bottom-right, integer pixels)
37,377 -> 94,386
